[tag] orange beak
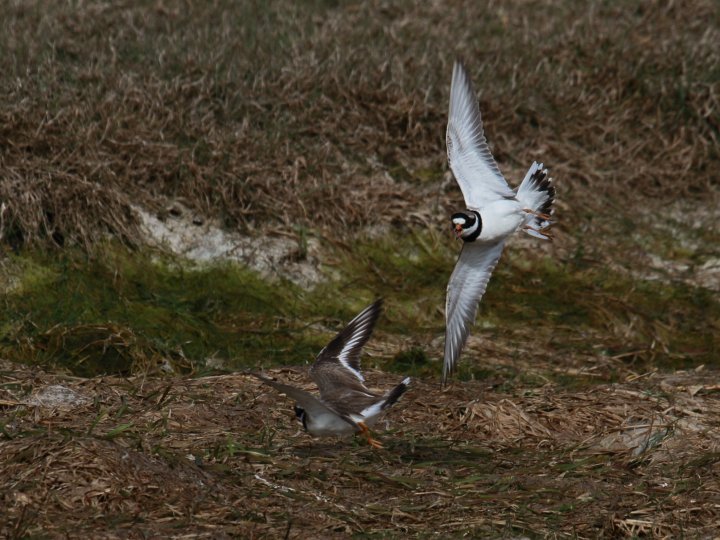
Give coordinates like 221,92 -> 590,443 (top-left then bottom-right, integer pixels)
454,224 -> 463,238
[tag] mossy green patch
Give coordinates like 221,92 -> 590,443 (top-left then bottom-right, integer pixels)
0,246 -> 324,376
1,229 -> 718,378
487,252 -> 720,369
307,229 -> 451,332
317,230 -> 720,377
390,347 -> 432,377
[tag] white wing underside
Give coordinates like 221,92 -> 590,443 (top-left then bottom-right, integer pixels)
443,240 -> 506,382
336,337 -> 366,383
358,400 -> 385,422
311,301 -> 383,388
447,62 -> 515,209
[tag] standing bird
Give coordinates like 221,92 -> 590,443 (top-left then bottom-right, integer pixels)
251,299 -> 410,448
443,60 -> 555,383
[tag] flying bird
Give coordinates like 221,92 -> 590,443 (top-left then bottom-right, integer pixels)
251,299 -> 410,448
443,60 -> 556,383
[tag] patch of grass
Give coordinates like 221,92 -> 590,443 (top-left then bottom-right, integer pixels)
1,228 -> 718,378
307,230 -> 451,332
1,2 -> 719,537
452,360 -> 525,386
2,362 -> 719,537
0,245 -> 326,376
319,231 -> 720,378
483,252 -> 720,369
390,347 -> 432,377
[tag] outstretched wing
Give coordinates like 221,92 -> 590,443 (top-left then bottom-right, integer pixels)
443,240 -> 505,383
447,61 -> 515,209
310,299 -> 383,397
249,372 -> 358,429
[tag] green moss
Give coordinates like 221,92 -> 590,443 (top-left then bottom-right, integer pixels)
307,230 -> 451,333
1,228 -> 718,378
490,255 -> 719,367
389,347 -> 432,377
319,231 -> 720,374
0,246 -> 324,376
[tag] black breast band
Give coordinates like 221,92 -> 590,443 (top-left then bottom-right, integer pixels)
464,211 -> 482,242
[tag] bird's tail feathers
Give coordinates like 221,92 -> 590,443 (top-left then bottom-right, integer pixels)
381,377 -> 411,410
516,162 -> 555,236
358,377 -> 411,420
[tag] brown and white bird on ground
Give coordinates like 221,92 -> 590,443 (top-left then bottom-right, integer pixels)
251,299 -> 410,448
443,60 -> 556,383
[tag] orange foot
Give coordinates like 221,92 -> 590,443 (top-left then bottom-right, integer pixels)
357,421 -> 383,449
522,225 -> 553,240
523,208 -> 552,220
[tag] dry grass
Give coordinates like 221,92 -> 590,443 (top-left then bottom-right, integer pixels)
1,0 -> 718,248
1,359 -> 719,538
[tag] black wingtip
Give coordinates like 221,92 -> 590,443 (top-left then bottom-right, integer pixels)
350,298 -> 383,321
314,298 -> 385,370
354,297 -> 384,331
381,377 -> 411,410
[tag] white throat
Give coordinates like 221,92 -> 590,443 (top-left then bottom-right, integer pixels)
305,411 -> 357,437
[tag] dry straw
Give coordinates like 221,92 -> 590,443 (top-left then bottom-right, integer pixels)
1,360 -> 719,537
0,1 -> 717,250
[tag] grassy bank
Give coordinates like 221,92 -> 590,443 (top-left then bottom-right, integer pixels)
2,233 -> 718,380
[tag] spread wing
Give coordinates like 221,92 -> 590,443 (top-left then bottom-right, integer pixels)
443,240 -> 505,383
249,372 -> 358,429
310,299 -> 382,398
446,61 -> 515,209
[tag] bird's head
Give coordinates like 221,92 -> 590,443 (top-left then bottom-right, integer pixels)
451,211 -> 482,241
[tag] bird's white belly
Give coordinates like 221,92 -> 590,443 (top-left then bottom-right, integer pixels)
477,200 -> 523,242
305,411 -> 357,437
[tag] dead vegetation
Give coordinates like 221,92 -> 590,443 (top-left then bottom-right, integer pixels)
1,360 -> 719,538
0,0 -> 718,249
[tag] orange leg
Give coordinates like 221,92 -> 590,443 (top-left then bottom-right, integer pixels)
357,421 -> 383,449
523,208 -> 552,220
522,225 -> 553,240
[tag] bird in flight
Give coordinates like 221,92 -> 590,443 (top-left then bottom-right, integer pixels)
443,60 -> 555,383
251,299 -> 410,448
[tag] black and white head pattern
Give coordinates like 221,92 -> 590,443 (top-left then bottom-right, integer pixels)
451,210 -> 482,242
